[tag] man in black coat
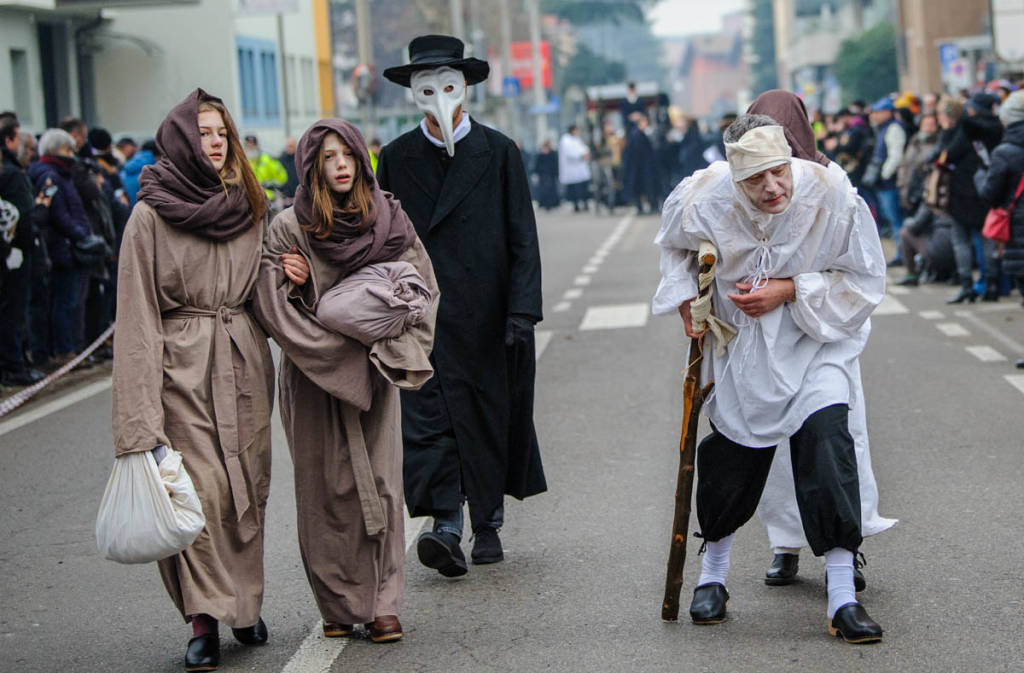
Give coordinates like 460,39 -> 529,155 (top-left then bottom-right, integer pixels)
621,113 -> 660,215
378,35 -> 546,578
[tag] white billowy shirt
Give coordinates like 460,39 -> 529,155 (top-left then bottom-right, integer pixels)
652,158 -> 886,448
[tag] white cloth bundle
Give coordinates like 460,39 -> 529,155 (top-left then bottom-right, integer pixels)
688,240 -> 737,356
315,260 -> 433,346
95,448 -> 205,564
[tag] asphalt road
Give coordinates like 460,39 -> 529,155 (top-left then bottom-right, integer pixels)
2,206 -> 1024,673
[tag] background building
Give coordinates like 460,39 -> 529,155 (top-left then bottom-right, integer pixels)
896,0 -> 992,95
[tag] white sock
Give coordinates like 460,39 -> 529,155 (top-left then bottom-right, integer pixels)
697,533 -> 735,588
825,548 -> 856,619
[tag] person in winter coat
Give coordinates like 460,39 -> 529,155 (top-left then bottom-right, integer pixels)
559,124 -> 592,211
977,91 -> 1024,333
676,118 -> 708,182
532,139 -> 560,210
622,112 -> 661,215
931,94 -> 1004,303
253,119 -> 438,644
112,88 -> 278,672
120,140 -> 157,205
377,34 -> 546,578
0,118 -> 47,385
865,98 -> 908,260
27,129 -> 91,362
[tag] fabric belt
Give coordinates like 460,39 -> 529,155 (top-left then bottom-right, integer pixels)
162,305 -> 254,535
341,404 -> 387,537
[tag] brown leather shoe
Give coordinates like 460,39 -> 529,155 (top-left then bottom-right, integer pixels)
365,615 -> 403,643
322,622 -> 354,638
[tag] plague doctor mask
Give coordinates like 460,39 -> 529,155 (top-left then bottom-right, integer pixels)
411,67 -> 466,157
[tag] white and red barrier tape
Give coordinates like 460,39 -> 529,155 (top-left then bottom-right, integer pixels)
0,323 -> 115,418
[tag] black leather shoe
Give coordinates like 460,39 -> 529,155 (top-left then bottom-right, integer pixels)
231,617 -> 268,645
828,602 -> 883,643
185,634 -> 219,671
765,552 -> 799,585
416,531 -> 468,577
894,274 -> 918,286
0,368 -> 45,386
689,583 -> 728,624
946,287 -> 978,304
1016,359 -> 1024,369
471,527 -> 504,564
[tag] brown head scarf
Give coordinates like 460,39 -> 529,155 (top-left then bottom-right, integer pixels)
747,90 -> 830,167
293,118 -> 416,274
138,88 -> 262,241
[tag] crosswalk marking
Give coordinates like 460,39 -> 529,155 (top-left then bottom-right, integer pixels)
919,310 -> 945,320
965,345 -> 1007,362
874,294 -> 909,315
936,322 -> 971,337
888,286 -> 911,295
579,303 -> 649,331
1005,375 -> 1024,397
564,288 -> 583,300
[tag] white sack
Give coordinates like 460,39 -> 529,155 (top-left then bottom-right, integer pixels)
95,448 -> 205,564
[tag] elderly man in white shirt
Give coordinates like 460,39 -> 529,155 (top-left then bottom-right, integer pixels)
652,114 -> 886,644
558,125 -> 591,212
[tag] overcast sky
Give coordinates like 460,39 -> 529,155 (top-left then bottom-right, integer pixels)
647,0 -> 748,37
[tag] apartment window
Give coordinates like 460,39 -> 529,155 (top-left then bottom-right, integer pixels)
9,49 -> 32,125
236,36 -> 280,125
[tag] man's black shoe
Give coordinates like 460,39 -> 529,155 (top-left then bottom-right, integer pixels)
470,527 -> 503,564
689,583 -> 728,624
828,602 -> 883,643
185,633 -> 220,671
231,617 -> 268,645
1016,359 -> 1024,369
1,368 -> 45,386
764,552 -> 799,585
416,531 -> 468,577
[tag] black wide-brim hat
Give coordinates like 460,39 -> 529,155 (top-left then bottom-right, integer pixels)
382,34 -> 490,88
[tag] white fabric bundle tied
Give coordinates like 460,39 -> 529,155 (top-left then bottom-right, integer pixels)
316,261 -> 433,346
689,240 -> 737,357
95,447 -> 205,564
724,125 -> 792,182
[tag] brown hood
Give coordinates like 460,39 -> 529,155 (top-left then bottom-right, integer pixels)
747,89 -> 830,167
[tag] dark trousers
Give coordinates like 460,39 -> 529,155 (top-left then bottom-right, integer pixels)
0,254 -> 32,373
50,266 -> 83,355
696,404 -> 862,556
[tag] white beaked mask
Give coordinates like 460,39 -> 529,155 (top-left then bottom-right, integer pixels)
411,66 -> 466,157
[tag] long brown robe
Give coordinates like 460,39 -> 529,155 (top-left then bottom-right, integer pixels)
112,201 -> 274,628
252,207 -> 437,625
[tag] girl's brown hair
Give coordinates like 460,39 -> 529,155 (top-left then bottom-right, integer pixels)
304,132 -> 375,239
197,99 -> 266,225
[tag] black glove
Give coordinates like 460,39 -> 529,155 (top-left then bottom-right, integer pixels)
505,314 -> 535,346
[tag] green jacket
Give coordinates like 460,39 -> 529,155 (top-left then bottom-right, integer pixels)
250,153 -> 288,198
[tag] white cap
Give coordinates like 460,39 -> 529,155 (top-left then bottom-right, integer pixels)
725,125 -> 792,182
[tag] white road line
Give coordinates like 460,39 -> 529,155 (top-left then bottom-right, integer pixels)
953,310 -> 1024,353
552,301 -> 571,312
0,378 -> 112,438
936,322 -> 971,337
573,275 -> 591,286
874,294 -> 909,315
977,302 -> 1022,313
588,256 -> 604,266
919,310 -> 945,320
582,264 -> 598,274
563,288 -> 583,300
965,345 -> 1007,362
1005,375 -> 1024,396
579,303 -> 649,331
535,329 -> 553,360
888,286 -> 911,295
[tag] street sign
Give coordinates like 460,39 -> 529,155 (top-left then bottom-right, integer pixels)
509,41 -> 552,89
991,0 -> 1024,62
938,43 -> 959,71
502,77 -> 521,98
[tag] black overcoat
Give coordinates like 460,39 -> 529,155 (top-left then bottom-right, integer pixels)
377,121 -> 546,528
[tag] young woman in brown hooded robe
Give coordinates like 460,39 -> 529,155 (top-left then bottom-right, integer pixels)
112,88 -> 280,672
253,119 -> 437,644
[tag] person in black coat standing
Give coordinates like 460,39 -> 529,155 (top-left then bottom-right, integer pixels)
621,113 -> 660,215
377,35 -> 546,578
977,91 -> 1024,367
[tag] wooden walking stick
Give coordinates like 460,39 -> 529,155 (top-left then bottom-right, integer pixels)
661,244 -> 724,622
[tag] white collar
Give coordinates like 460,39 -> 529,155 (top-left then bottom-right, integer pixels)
420,113 -> 472,148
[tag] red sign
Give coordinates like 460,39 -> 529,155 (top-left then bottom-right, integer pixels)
509,41 -> 551,90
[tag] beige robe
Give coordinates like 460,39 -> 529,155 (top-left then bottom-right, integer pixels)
252,207 -> 437,625
112,202 -> 274,628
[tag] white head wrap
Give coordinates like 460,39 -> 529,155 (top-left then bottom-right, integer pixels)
724,125 -> 792,182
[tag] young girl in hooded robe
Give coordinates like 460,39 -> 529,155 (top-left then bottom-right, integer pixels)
113,88 -> 282,671
253,118 -> 437,644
